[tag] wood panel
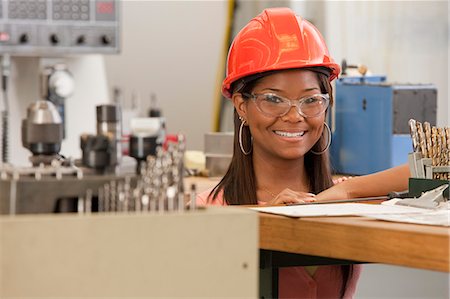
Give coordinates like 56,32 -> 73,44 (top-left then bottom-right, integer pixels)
259,214 -> 449,272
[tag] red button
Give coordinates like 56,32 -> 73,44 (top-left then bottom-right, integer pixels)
0,32 -> 10,42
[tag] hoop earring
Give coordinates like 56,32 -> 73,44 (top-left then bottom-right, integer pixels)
311,122 -> 331,155
238,117 -> 252,155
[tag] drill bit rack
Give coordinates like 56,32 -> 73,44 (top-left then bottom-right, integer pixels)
408,119 -> 450,180
0,134 -> 196,215
83,134 -> 193,214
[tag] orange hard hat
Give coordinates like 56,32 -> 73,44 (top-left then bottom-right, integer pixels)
222,7 -> 340,98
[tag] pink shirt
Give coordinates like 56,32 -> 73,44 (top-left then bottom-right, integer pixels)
196,188 -> 361,299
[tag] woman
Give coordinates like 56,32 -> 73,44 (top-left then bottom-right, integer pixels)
196,7 -> 409,298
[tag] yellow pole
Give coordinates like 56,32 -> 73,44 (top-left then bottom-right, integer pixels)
212,0 -> 235,132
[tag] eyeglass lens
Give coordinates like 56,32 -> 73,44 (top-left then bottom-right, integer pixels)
256,94 -> 328,117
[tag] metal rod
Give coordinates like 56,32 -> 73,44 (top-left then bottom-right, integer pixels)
288,196 -> 389,206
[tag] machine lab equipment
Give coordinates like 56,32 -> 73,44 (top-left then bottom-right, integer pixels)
0,0 -> 120,166
0,0 -> 120,55
330,75 -> 437,175
204,132 -> 233,177
0,0 -> 123,213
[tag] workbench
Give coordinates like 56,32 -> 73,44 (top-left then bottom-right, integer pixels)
258,212 -> 449,298
260,213 -> 449,271
186,176 -> 449,272
1,173 -> 448,298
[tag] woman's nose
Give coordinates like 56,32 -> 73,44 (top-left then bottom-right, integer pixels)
280,105 -> 305,122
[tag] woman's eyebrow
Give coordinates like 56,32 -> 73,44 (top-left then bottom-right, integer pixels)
303,87 -> 320,92
259,87 -> 320,93
260,88 -> 283,93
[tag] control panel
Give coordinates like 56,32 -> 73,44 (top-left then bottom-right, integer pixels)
0,0 -> 120,55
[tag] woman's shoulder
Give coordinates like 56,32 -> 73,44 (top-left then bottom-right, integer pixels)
196,187 -> 226,206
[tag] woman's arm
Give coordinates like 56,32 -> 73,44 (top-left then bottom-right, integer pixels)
316,164 -> 410,201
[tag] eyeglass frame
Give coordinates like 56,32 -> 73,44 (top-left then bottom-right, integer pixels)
241,92 -> 330,118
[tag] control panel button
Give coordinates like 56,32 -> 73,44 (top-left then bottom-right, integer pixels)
76,35 -> 85,45
100,35 -> 111,45
50,34 -> 59,45
19,33 -> 29,44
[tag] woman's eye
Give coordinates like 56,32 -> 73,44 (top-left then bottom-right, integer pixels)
304,96 -> 320,104
264,95 -> 283,104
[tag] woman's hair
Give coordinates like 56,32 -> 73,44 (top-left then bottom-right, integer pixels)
209,68 -> 334,205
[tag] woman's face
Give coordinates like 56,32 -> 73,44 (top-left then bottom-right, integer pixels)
233,69 -> 326,161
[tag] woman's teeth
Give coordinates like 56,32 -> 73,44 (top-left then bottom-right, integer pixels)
274,131 -> 305,138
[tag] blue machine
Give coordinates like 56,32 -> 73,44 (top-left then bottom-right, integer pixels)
330,76 -> 437,175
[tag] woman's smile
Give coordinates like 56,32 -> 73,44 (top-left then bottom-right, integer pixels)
273,130 -> 306,138
272,128 -> 309,144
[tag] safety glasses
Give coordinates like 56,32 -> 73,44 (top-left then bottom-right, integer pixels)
242,93 -> 329,118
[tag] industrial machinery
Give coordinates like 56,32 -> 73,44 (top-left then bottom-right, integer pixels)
1,106 -> 186,214
0,0 -> 189,216
0,0 -> 120,55
128,116 -> 166,174
204,132 -> 233,177
40,63 -> 75,137
0,0 -> 123,214
80,104 -> 122,174
330,73 -> 437,175
21,100 -> 63,166
0,0 -> 120,166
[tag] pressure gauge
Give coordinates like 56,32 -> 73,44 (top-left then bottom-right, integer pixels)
40,63 -> 75,139
47,64 -> 75,99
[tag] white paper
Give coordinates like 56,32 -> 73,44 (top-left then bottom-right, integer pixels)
250,203 -> 426,218
360,210 -> 450,226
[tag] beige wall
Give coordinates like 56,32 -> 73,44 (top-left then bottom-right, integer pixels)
318,1 -> 448,126
104,1 -> 228,151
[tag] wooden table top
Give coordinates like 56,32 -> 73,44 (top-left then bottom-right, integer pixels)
259,213 -> 449,272
184,176 -> 449,272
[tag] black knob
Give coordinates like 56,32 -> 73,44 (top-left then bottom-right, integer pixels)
19,33 -> 29,44
50,34 -> 59,45
100,35 -> 111,45
76,35 -> 85,45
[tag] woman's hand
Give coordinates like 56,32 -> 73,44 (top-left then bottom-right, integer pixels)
268,188 -> 316,205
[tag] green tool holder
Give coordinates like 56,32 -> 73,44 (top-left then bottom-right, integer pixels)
409,178 -> 449,199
